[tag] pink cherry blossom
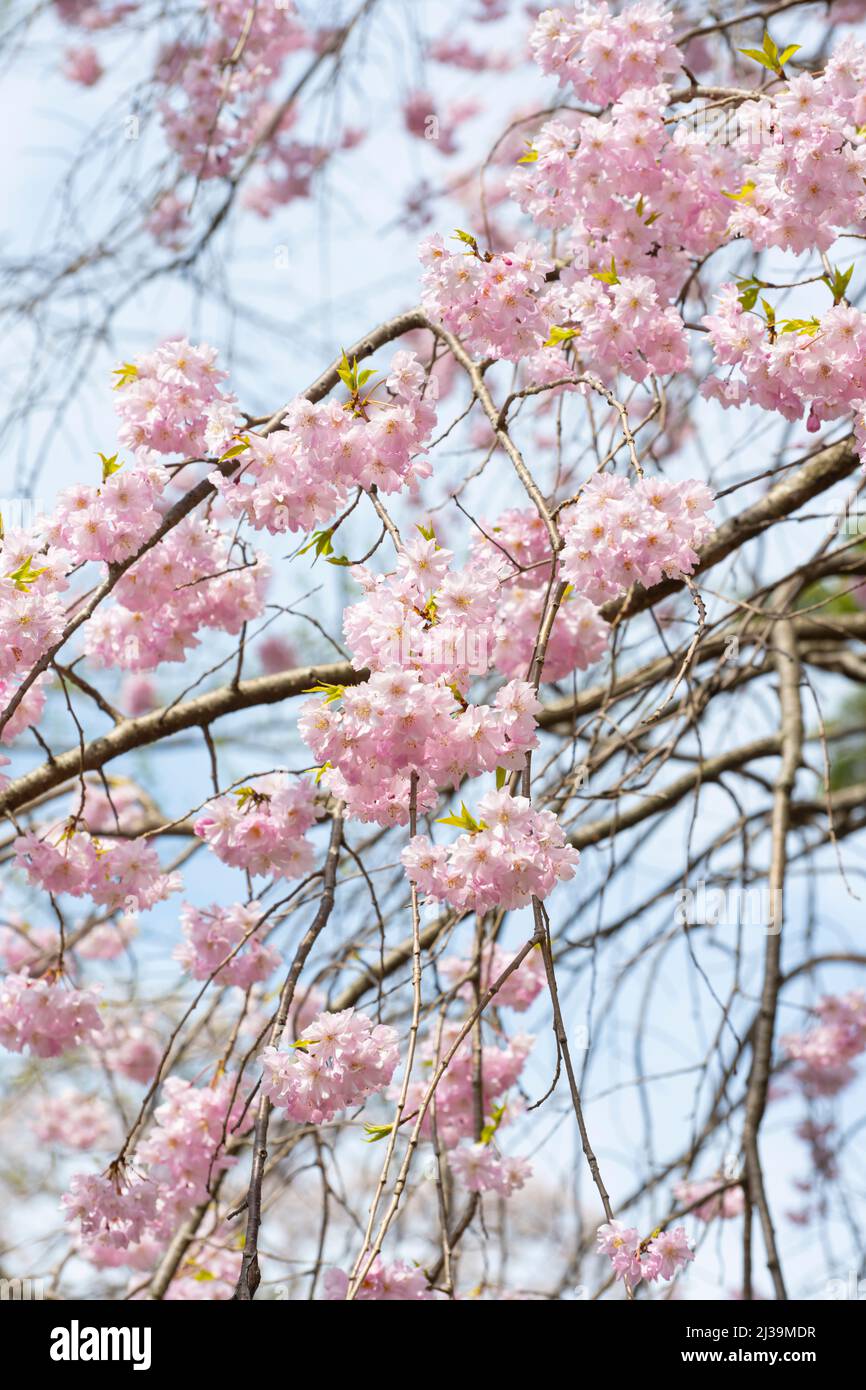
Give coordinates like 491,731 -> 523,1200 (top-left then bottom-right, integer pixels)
261,1007 -> 400,1125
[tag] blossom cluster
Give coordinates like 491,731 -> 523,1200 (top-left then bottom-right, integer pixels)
175,901 -> 279,989
403,1020 -> 533,1151
300,672 -> 541,827
63,1170 -> 158,1252
94,1013 -> 162,1085
113,338 -> 237,461
529,2 -> 682,107
672,1177 -> 745,1223
0,533 -> 67,685
158,4 -> 307,183
0,674 -> 50,744
64,1073 -> 251,1255
509,94 -> 735,299
560,472 -> 714,604
15,825 -> 181,913
260,1007 -> 400,1125
343,534 -> 500,687
211,350 -> 435,534
136,1075 -> 250,1212
468,508 -> 609,681
781,991 -> 866,1096
83,514 -> 269,671
0,973 -> 103,1058
402,790 -> 580,914
419,236 -> 552,361
702,285 -> 866,446
440,941 -> 547,1013
596,1219 -> 694,1288
323,1260 -> 433,1301
50,462 -> 168,566
33,1089 -> 114,1150
544,269 -> 691,382
727,47 -> 866,256
450,1141 -> 532,1196
193,775 -> 317,879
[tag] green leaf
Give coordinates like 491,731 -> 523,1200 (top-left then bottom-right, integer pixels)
336,349 -> 374,399
313,761 -> 332,784
453,228 -> 480,254
778,316 -> 821,335
364,1122 -> 394,1143
591,255 -> 619,286
218,435 -> 251,462
517,144 -> 538,164
723,180 -> 756,203
303,683 -> 345,703
193,1270 -> 215,1282
111,362 -> 138,390
233,785 -> 265,810
735,275 -> 763,311
98,451 -> 123,482
495,767 -> 508,790
480,1102 -> 507,1146
544,325 -> 578,348
739,32 -> 799,73
738,49 -> 779,71
336,349 -> 354,389
6,556 -> 48,591
824,262 -> 854,305
436,801 -> 486,833
416,522 -> 436,542
298,528 -> 335,560
761,297 -> 776,330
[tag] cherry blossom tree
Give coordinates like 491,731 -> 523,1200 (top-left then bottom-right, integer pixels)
1,0 -> 866,1304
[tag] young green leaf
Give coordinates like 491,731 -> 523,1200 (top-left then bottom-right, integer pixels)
544,325 -> 578,347
218,435 -> 251,462
722,180 -> 756,203
6,556 -> 48,591
298,528 -> 335,560
111,362 -> 138,389
453,228 -> 480,254
436,801 -> 486,833
591,256 -> 619,286
364,1122 -> 394,1143
97,451 -> 123,483
303,683 -> 345,703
